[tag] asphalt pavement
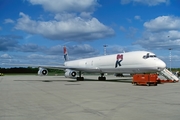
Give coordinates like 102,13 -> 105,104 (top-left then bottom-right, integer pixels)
0,75 -> 180,120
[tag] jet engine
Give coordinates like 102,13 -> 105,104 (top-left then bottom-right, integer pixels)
65,69 -> 77,78
38,67 -> 48,76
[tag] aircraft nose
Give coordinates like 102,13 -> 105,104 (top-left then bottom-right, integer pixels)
156,60 -> 166,71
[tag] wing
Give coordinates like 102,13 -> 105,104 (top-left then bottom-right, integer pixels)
41,65 -> 101,73
2,63 -> 101,72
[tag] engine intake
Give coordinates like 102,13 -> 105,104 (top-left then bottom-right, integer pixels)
65,69 -> 77,78
38,67 -> 48,76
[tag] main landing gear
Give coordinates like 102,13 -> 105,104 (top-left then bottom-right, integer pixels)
98,73 -> 106,81
76,71 -> 84,81
76,72 -> 106,81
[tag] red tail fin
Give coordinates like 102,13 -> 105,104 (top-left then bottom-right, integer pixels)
63,46 -> 68,61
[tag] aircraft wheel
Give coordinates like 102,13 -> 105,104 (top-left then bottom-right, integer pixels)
98,77 -> 106,81
147,83 -> 150,86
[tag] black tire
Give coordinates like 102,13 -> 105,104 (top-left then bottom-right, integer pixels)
147,83 -> 150,86
98,77 -> 106,81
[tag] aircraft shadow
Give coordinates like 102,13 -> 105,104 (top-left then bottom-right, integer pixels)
83,79 -> 132,83
14,79 -> 132,83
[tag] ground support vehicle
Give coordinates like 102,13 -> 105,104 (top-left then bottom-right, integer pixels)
132,74 -> 158,86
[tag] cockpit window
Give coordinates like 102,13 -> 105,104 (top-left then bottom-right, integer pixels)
143,53 -> 156,59
149,55 -> 156,57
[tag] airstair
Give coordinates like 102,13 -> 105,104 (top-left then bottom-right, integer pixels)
158,68 -> 179,82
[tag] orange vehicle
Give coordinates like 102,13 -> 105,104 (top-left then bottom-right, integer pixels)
132,74 -> 158,86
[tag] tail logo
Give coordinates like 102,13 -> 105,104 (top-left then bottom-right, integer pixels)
63,46 -> 68,61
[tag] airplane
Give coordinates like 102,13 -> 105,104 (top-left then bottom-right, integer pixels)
38,46 -> 166,81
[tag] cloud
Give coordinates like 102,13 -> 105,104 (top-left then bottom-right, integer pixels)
119,26 -> 126,32
15,12 -> 115,41
41,44 -> 99,60
54,13 -> 77,21
24,44 -> 99,60
172,54 -> 180,62
134,15 -> 142,21
25,35 -> 32,39
0,35 -> 47,54
5,43 -> 95,66
0,35 -> 21,51
126,18 -> 132,23
68,44 -> 99,59
126,27 -> 138,39
47,45 -> 63,55
16,1 -> 114,42
27,54 -> 58,59
0,38 -> 99,62
0,26 -> 2,30
104,44 -> 144,54
119,26 -> 138,39
121,0 -> 131,4
27,0 -> 99,13
106,45 -> 126,54
80,12 -> 93,19
43,44 -> 99,60
144,16 -> 180,32
28,54 -> 64,65
0,44 -> 100,66
4,19 -> 15,24
17,43 -> 46,52
8,53 -> 63,65
134,31 -> 180,50
133,15 -> 180,51
120,0 -> 169,6
0,54 -> 12,59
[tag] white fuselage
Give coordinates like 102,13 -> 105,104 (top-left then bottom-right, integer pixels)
64,51 -> 166,74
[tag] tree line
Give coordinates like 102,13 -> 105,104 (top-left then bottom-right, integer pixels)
1,67 -> 180,75
0,67 -> 64,74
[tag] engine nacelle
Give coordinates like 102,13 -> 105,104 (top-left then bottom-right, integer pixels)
65,69 -> 77,78
38,67 -> 48,76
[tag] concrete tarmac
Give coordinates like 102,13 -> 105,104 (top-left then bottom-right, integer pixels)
0,75 -> 180,120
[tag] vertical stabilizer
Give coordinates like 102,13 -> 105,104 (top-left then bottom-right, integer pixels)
63,46 -> 68,61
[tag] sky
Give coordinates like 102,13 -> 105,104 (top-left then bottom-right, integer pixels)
0,0 -> 180,68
